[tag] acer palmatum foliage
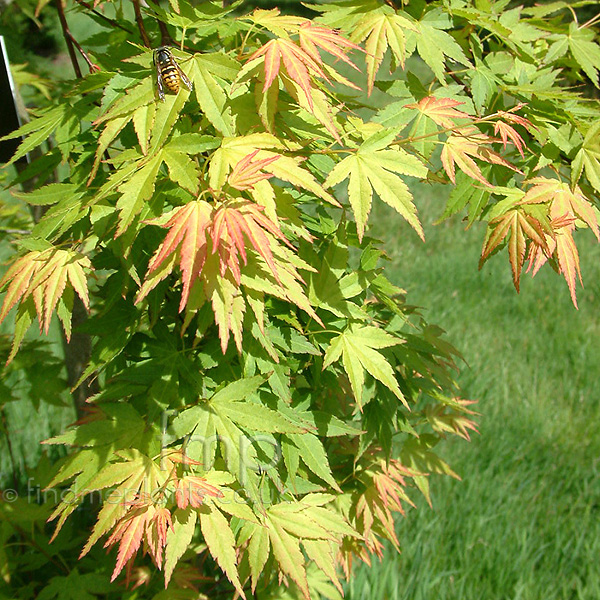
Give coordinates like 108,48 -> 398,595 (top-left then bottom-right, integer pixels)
0,0 -> 598,598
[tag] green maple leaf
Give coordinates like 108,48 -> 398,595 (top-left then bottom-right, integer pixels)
572,121 -> 600,193
568,23 -> 600,88
162,146 -> 201,194
12,183 -> 84,206
37,571 -> 114,600
132,103 -> 156,156
415,11 -> 472,83
263,509 -> 309,598
0,105 -> 65,166
285,432 -> 339,490
209,376 -> 306,434
323,325 -> 405,409
96,77 -> 154,123
243,522 -> 270,592
324,131 -> 427,241
189,55 -> 235,135
350,8 -> 417,95
149,88 -> 191,152
241,497 -> 356,599
198,505 -> 245,598
43,404 -> 146,448
164,507 -> 197,586
115,152 -> 163,235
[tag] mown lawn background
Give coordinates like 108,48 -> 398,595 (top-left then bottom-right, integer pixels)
347,184 -> 600,600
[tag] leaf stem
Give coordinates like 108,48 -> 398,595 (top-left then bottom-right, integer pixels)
238,24 -> 255,58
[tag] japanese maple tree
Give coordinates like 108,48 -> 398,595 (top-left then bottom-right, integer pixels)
0,0 -> 598,598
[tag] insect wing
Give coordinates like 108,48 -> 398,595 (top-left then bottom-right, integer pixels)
175,61 -> 193,92
155,61 -> 166,102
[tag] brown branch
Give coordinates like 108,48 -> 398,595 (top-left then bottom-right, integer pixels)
132,0 -> 151,47
60,296 -> 99,413
55,0 -> 82,78
145,0 -> 174,46
157,20 -> 173,46
66,31 -> 98,73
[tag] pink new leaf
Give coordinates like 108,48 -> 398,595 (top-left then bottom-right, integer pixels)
227,150 -> 279,191
298,23 -> 360,71
138,201 -> 213,311
405,96 -> 470,129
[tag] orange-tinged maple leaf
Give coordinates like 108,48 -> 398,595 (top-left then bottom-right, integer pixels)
175,475 -> 224,509
441,127 -> 519,187
137,201 -> 213,311
106,502 -> 173,581
137,198 -> 300,345
522,177 -> 600,241
527,217 -> 580,307
127,566 -> 152,590
211,200 -> 295,285
146,506 -> 172,570
247,38 -> 327,109
494,121 -> 526,157
405,96 -> 471,129
337,456 -> 418,579
0,247 -> 91,340
297,23 -> 360,72
494,106 -> 536,157
521,178 -> 599,308
353,454 -> 420,554
227,150 -> 279,191
554,228 -> 582,308
337,535 -> 384,581
106,505 -> 148,582
171,566 -> 214,592
425,399 -> 479,441
480,208 -> 548,291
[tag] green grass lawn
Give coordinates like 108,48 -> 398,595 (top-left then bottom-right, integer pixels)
347,183 -> 600,600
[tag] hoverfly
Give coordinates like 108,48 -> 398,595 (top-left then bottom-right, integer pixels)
153,46 -> 193,101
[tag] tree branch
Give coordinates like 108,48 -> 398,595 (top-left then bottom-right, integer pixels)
132,0 -> 152,47
66,30 -> 98,72
55,0 -> 82,78
60,296 -> 99,413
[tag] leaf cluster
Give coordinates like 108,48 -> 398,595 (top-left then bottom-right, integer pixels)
0,0 -> 598,598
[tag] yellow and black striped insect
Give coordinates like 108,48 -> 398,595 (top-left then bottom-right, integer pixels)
153,46 -> 193,101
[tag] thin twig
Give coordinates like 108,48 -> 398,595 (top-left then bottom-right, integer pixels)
132,0 -> 151,47
66,31 -> 98,72
73,0 -> 134,34
55,0 -> 82,78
